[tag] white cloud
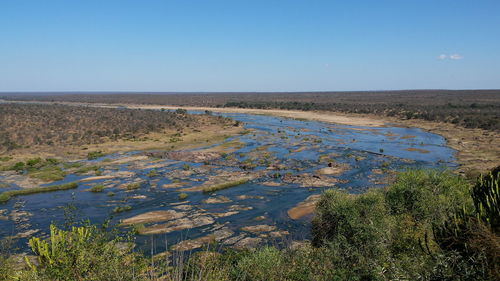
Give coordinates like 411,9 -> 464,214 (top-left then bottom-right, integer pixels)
449,54 -> 463,60
438,53 -> 463,60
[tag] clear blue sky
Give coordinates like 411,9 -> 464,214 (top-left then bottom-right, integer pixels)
1,0 -> 499,92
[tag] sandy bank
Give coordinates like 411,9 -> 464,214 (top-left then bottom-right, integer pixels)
123,105 -> 387,127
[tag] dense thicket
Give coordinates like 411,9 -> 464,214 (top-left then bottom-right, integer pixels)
0,103 -> 228,151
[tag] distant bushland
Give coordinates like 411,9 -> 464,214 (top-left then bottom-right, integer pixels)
4,90 -> 499,131
0,103 -> 235,153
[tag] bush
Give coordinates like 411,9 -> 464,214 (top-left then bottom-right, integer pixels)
384,169 -> 470,224
178,193 -> 188,200
87,151 -> 105,160
235,247 -> 285,281
434,166 -> 500,280
310,169 -> 477,279
88,184 -> 105,192
126,182 -> 141,190
0,239 -> 15,281
311,189 -> 391,277
113,205 -> 132,213
24,224 -> 147,280
147,169 -> 158,177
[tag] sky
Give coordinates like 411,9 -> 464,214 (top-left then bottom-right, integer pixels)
1,0 -> 499,92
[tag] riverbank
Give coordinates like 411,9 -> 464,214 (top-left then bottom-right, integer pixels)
119,104 -> 499,175
2,99 -> 497,175
0,102 -> 245,172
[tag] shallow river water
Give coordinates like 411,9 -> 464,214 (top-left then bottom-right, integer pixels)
0,112 -> 456,254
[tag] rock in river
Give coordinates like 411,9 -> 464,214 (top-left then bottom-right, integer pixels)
121,210 -> 185,225
287,194 -> 321,220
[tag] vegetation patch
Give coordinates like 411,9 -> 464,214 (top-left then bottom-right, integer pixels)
0,103 -> 232,152
87,151 -> 105,160
178,192 -> 188,200
28,166 -> 66,182
88,184 -> 105,192
125,182 -> 141,190
113,205 -> 132,213
147,169 -> 158,177
0,182 -> 78,203
74,165 -> 100,175
202,179 -> 248,193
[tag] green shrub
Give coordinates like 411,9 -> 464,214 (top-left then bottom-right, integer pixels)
87,151 -> 105,160
106,191 -> 115,197
312,189 -> 391,254
471,166 -> 500,231
113,205 -> 132,213
311,189 -> 393,280
25,224 -> 147,280
126,182 -> 140,190
26,157 -> 42,167
434,166 -> 500,280
385,169 -> 470,224
178,192 -> 188,200
0,239 -> 15,281
175,108 -> 187,114
11,161 -> 25,172
147,169 -> 158,177
88,184 -> 105,192
235,247 -> 285,281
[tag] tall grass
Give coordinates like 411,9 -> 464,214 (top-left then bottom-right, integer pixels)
202,179 -> 248,193
0,182 -> 78,203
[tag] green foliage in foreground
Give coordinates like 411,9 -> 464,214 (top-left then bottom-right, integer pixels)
1,168 -> 498,281
0,182 -> 78,204
434,166 -> 500,280
12,224 -> 146,281
202,179 -> 248,193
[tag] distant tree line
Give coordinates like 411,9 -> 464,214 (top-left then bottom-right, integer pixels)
2,90 -> 499,131
222,101 -> 500,131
